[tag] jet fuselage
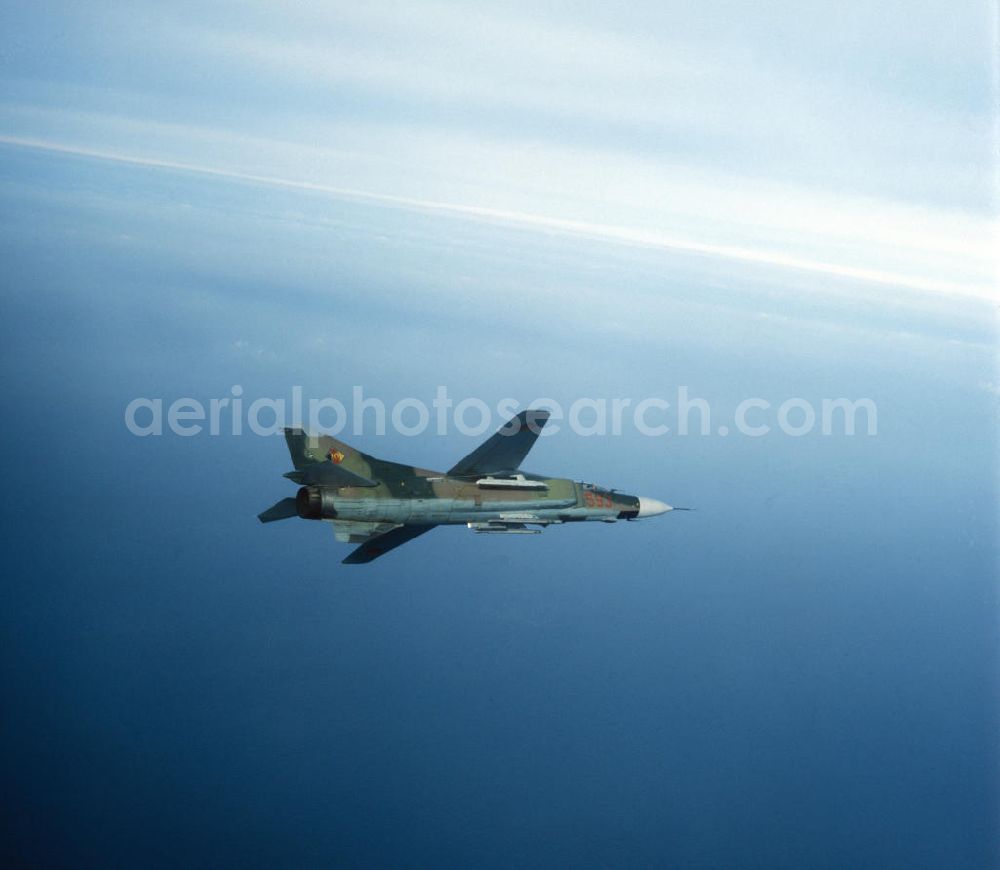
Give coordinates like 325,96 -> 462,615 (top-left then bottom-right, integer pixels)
260,410 -> 677,563
294,473 -> 665,527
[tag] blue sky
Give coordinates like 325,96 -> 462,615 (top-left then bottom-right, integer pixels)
1,3 -> 997,867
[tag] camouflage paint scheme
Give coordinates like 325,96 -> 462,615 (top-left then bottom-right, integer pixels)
259,410 -> 674,564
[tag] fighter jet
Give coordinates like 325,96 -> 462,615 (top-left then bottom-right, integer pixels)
258,410 -> 679,564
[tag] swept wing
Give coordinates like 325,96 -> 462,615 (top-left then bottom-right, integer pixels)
447,409 -> 550,477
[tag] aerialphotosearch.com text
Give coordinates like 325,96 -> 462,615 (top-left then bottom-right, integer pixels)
124,386 -> 877,439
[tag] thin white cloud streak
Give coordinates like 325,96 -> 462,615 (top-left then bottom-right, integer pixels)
1,103 -> 992,279
23,2 -> 986,291
173,18 -> 724,132
3,1 -> 994,309
43,1 -> 990,212
149,2 -> 991,209
2,132 -> 995,302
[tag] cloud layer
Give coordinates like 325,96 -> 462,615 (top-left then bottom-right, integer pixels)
1,0 -> 996,301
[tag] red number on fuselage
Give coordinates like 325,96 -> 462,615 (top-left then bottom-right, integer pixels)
584,491 -> 613,509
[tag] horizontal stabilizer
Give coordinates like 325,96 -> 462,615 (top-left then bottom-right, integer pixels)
257,497 -> 298,523
284,462 -> 377,488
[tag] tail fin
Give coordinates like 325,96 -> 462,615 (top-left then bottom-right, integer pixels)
283,428 -> 427,486
283,427 -> 372,478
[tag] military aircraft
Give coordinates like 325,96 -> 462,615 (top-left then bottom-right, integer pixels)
258,410 -> 680,564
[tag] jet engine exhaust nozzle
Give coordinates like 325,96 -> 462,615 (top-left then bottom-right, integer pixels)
296,486 -> 337,520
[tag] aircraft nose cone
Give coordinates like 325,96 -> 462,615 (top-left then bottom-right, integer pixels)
637,497 -> 672,518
